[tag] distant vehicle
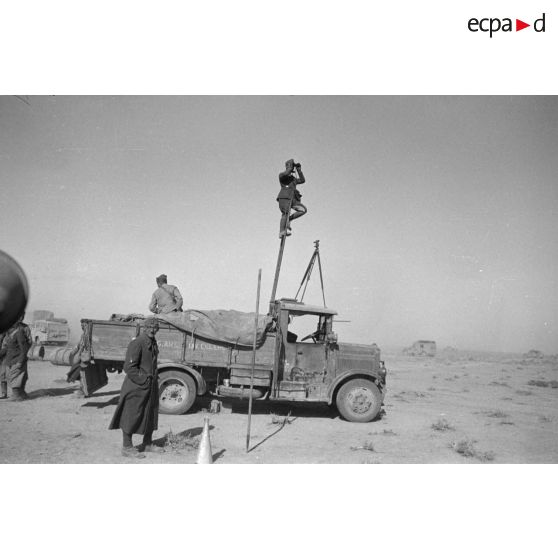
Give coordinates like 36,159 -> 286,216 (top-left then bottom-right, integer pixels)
30,319 -> 70,346
79,299 -> 387,423
403,339 -> 437,357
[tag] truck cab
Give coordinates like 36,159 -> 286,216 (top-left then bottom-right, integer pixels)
210,298 -> 386,422
253,298 -> 386,422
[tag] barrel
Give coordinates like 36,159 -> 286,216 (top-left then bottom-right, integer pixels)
42,346 -> 60,361
28,345 -> 46,360
50,347 -> 74,366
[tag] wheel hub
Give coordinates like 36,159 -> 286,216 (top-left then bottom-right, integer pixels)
161,383 -> 186,409
347,387 -> 373,414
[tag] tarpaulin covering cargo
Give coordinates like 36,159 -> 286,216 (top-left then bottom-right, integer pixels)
158,309 -> 272,348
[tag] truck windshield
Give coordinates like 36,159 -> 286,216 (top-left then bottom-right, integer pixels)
289,314 -> 328,343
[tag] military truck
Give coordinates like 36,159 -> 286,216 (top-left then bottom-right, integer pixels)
30,318 -> 70,346
80,298 -> 387,422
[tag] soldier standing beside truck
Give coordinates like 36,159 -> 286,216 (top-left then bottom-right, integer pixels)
149,274 -> 183,314
0,314 -> 32,401
109,317 -> 164,459
66,322 -> 89,398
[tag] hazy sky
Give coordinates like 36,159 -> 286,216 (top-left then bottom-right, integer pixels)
1,95 -> 557,353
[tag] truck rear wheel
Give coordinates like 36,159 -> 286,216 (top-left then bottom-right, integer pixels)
158,371 -> 196,415
336,378 -> 382,423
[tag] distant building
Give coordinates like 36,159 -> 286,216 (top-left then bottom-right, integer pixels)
403,340 -> 437,357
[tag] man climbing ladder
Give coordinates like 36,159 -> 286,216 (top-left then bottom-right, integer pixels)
276,159 -> 307,238
270,159 -> 308,310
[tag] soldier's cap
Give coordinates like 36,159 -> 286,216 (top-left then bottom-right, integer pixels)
143,317 -> 159,329
156,274 -> 167,282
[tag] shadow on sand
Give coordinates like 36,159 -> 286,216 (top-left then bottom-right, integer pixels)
82,395 -> 120,409
223,397 -> 339,420
247,416 -> 298,453
28,387 -> 75,398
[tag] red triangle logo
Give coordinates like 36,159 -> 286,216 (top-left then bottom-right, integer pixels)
516,19 -> 530,31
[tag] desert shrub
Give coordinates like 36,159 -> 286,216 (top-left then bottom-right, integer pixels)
164,429 -> 199,452
269,412 -> 294,425
351,441 -> 375,452
453,439 -> 476,457
432,417 -> 454,431
452,439 -> 495,462
515,389 -> 532,396
489,381 -> 510,387
485,409 -> 508,419
528,379 -> 549,387
477,450 -> 496,462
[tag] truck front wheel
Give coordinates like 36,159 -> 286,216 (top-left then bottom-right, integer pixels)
336,378 -> 382,423
158,371 -> 196,415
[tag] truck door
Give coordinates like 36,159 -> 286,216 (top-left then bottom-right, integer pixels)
282,315 -> 329,400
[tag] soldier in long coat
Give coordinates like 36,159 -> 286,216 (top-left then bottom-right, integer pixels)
0,314 -> 32,401
109,317 -> 164,458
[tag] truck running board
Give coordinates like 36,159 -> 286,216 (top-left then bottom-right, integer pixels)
217,385 -> 267,400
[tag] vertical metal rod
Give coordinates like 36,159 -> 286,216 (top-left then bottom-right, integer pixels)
269,199 -> 292,309
270,236 -> 286,309
317,251 -> 326,307
246,268 -> 262,452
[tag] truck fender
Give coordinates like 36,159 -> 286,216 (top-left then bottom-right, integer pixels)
327,369 -> 384,404
158,363 -> 207,395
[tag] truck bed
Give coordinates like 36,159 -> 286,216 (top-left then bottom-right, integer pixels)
85,319 -> 275,370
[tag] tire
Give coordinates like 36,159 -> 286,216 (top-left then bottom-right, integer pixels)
158,370 -> 197,415
336,378 -> 382,423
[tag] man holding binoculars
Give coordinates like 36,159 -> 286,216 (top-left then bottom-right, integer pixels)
276,159 -> 307,238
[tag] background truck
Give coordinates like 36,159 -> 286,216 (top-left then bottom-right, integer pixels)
30,319 -> 70,346
80,298 -> 387,422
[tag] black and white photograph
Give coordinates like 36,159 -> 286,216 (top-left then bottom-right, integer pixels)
1,3 -> 556,558
1,95 -> 556,465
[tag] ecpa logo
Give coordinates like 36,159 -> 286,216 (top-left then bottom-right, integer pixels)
468,12 -> 546,37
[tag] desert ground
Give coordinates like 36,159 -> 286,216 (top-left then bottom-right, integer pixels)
1,349 -> 557,464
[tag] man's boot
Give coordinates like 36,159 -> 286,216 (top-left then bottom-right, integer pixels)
0,381 -> 7,399
20,378 -> 29,399
121,446 -> 146,459
72,386 -> 85,398
10,388 -> 24,402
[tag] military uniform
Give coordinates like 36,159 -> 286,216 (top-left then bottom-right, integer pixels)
0,321 -> 32,400
277,162 -> 307,236
109,332 -> 159,437
149,284 -> 183,314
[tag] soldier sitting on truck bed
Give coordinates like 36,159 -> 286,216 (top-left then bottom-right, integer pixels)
149,274 -> 183,314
